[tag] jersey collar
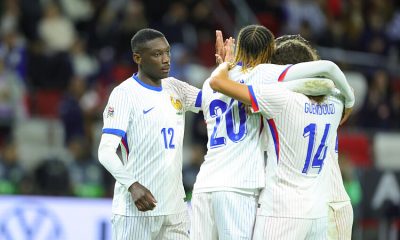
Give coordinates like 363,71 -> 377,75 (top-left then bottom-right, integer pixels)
132,73 -> 163,92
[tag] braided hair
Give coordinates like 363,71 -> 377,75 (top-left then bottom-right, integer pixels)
234,25 -> 275,72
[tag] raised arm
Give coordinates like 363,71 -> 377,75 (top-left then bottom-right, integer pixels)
210,63 -> 335,106
284,60 -> 354,108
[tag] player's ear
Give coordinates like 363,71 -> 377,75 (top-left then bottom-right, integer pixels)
133,52 -> 141,64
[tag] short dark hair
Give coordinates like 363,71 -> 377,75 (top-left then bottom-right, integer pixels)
273,35 -> 326,103
130,28 -> 165,53
234,25 -> 275,71
271,34 -> 320,65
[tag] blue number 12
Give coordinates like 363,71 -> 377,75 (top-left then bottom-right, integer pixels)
302,123 -> 331,174
161,128 -> 175,149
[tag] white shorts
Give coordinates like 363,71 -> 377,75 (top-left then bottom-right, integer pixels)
111,211 -> 190,240
253,215 -> 328,240
328,201 -> 353,240
190,191 -> 258,240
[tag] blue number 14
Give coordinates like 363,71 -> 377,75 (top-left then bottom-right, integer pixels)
302,123 -> 331,174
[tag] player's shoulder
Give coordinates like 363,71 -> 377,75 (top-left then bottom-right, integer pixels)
162,77 -> 184,93
112,77 -> 134,93
162,76 -> 180,87
163,76 -> 195,89
250,64 -> 290,83
253,63 -> 288,73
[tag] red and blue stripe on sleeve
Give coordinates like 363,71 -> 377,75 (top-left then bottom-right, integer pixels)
247,85 -> 259,112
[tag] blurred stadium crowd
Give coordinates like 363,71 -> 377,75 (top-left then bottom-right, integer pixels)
0,0 -> 400,238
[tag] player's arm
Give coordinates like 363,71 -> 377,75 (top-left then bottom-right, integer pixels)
98,134 -> 156,212
283,60 -> 354,108
98,88 -> 156,211
209,62 -> 251,105
283,60 -> 354,124
210,62 -> 289,118
280,77 -> 335,96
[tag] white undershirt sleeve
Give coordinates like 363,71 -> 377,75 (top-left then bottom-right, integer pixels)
280,77 -> 335,96
98,133 -> 137,190
283,60 -> 355,108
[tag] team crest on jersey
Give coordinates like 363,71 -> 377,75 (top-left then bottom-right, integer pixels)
170,96 -> 183,114
107,106 -> 114,117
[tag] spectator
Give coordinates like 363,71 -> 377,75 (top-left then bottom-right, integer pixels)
70,37 -> 99,81
67,137 -> 107,198
183,144 -> 205,200
359,69 -> 393,129
0,57 -> 26,142
0,140 -> 26,194
37,2 -> 76,53
34,158 -> 71,196
59,76 -> 86,144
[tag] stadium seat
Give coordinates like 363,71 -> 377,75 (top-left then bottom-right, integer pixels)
31,90 -> 63,118
13,118 -> 68,170
374,132 -> 400,170
338,132 -> 373,167
256,13 -> 280,35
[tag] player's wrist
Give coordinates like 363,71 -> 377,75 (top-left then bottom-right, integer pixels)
344,99 -> 354,109
128,181 -> 139,192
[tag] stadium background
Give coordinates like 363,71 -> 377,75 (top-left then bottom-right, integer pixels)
0,0 -> 399,239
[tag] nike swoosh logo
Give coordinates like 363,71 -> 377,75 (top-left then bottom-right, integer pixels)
143,107 -> 154,114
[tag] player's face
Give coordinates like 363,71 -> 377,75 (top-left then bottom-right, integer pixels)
140,37 -> 171,80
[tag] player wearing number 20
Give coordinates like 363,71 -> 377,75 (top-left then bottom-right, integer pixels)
190,25 -> 353,240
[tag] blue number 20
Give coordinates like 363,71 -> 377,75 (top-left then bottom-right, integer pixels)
161,128 -> 175,149
209,99 -> 247,148
302,123 -> 331,174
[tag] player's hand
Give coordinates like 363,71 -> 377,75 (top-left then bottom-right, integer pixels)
215,31 -> 235,64
129,182 -> 157,212
224,37 -> 235,63
340,87 -> 354,126
340,107 -> 353,126
210,62 -> 230,81
215,30 -> 225,65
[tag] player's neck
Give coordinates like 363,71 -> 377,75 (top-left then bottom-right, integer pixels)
137,72 -> 162,87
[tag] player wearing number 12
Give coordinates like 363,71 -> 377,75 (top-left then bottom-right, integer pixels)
98,29 -> 201,240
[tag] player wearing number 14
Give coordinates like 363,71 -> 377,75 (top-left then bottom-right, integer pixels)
209,60 -> 354,239
190,25 -> 351,240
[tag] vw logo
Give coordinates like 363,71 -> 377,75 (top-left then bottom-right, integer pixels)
0,199 -> 63,240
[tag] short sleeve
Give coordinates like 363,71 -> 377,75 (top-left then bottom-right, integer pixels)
248,83 -> 290,119
102,87 -> 132,137
168,78 -> 202,113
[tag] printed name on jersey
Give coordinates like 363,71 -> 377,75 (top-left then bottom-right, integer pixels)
170,96 -> 183,115
304,103 -> 335,115
107,106 -> 114,117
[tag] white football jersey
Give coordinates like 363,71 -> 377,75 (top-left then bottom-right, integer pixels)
327,134 -> 351,202
102,74 -> 201,216
249,84 -> 343,218
194,64 -> 289,192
